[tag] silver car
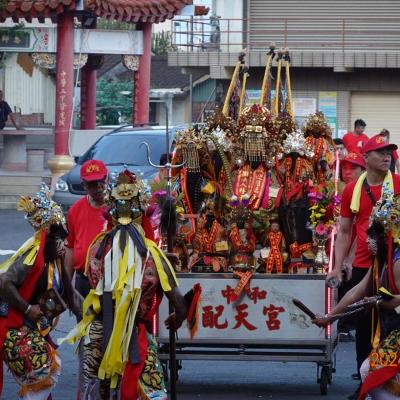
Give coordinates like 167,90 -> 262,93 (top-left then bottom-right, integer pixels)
53,126 -> 177,210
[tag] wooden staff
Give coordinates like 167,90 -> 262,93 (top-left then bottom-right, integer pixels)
222,51 -> 246,116
259,43 -> 276,107
274,49 -> 283,115
283,48 -> 294,118
238,68 -> 249,121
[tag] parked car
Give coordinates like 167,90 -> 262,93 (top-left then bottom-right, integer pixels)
53,125 -> 178,210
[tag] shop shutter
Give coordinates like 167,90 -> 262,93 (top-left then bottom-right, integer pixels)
248,0 -> 400,50
350,92 -> 400,147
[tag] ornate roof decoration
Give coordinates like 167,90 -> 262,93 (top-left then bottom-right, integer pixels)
1,0 -> 191,23
0,0 -> 77,22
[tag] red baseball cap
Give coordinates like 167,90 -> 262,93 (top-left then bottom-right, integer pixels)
80,159 -> 108,182
341,152 -> 366,169
361,134 -> 398,154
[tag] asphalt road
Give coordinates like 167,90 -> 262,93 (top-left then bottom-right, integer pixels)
0,210 -> 359,399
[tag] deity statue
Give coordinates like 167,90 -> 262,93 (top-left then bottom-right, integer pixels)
275,130 -> 315,272
265,220 -> 287,274
302,111 -> 335,184
188,200 -> 229,273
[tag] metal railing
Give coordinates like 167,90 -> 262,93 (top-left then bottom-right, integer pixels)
170,16 -> 400,53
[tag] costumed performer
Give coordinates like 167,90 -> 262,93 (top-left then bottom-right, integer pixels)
0,184 -> 81,400
62,170 -> 188,400
313,186 -> 400,400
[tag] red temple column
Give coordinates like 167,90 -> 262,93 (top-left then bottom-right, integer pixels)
134,21 -> 152,125
48,12 -> 75,179
80,62 -> 97,129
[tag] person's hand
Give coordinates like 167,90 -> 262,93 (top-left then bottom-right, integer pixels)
311,313 -> 332,328
27,304 -> 44,322
165,311 -> 185,331
188,253 -> 198,270
326,269 -> 342,288
165,252 -> 179,267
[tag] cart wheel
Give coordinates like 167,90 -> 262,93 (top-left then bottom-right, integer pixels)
320,367 -> 329,395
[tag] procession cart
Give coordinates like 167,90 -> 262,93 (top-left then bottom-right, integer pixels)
157,273 -> 338,395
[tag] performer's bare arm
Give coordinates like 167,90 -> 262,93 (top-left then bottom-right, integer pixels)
314,268 -> 372,327
64,247 -> 74,283
0,258 -> 44,321
326,216 -> 353,286
379,259 -> 400,310
0,257 -> 31,313
164,287 -> 188,330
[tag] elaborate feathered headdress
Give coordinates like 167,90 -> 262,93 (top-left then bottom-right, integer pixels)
109,169 -> 149,225
16,183 -> 65,230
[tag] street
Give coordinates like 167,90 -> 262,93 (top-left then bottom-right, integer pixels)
1,209 -> 358,400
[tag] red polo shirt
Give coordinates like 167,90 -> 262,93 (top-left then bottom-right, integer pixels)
340,174 -> 400,268
343,131 -> 369,154
66,197 -> 108,273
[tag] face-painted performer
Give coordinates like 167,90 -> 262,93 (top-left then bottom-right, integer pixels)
0,185 -> 80,400
63,170 -> 188,400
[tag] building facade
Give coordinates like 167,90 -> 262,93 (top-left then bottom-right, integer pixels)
168,0 -> 400,142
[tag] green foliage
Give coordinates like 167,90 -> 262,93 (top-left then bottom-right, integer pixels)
152,31 -> 171,55
97,20 -> 133,31
96,79 -> 133,125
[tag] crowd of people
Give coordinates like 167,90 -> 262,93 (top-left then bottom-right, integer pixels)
321,121 -> 400,400
1,119 -> 399,400
0,161 -> 191,400
1,48 -> 400,399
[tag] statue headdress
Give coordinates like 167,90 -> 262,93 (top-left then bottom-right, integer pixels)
237,104 -> 275,163
16,183 -> 65,230
174,128 -> 207,173
282,130 -> 314,158
370,183 -> 400,244
109,169 -> 148,225
302,111 -> 333,144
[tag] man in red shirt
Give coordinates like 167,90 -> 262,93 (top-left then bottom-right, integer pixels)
65,159 -> 109,299
343,119 -> 369,154
327,134 -> 400,399
379,129 -> 400,173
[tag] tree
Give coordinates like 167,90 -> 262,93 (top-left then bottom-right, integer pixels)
96,79 -> 132,125
152,31 -> 172,55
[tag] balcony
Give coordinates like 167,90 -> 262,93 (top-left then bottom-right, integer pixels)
168,16 -> 400,74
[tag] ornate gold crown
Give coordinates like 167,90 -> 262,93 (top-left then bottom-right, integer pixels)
174,127 -> 204,148
16,184 -> 65,230
174,128 -> 209,173
237,104 -> 270,132
206,108 -> 236,139
302,111 -> 332,138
